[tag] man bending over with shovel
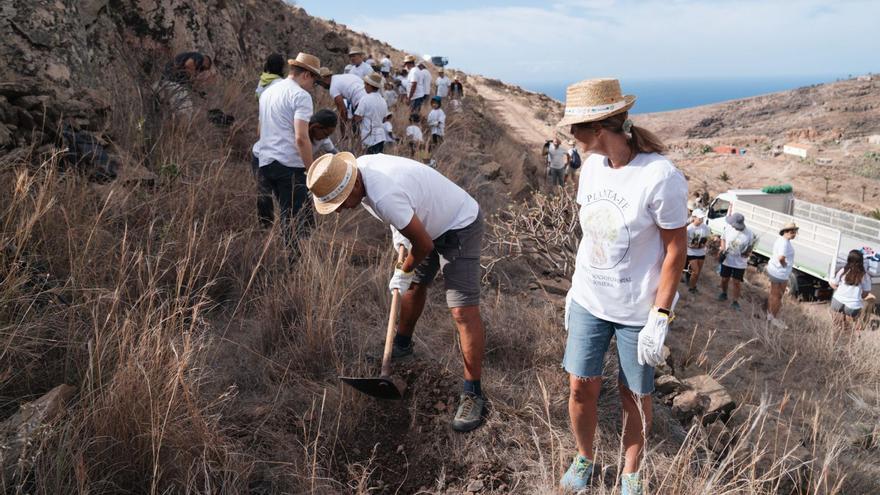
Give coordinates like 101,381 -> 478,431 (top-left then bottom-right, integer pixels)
306,152 -> 486,432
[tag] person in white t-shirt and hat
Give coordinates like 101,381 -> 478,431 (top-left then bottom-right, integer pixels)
344,48 -> 374,79
253,52 -> 321,255
556,78 -> 688,495
717,212 -> 754,310
306,152 -> 488,433
316,68 -> 367,137
685,209 -> 711,294
354,73 -> 389,155
765,222 -> 798,328
404,56 -> 426,112
435,69 -> 451,99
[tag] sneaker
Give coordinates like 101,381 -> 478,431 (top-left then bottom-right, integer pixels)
717,292 -> 728,301
731,301 -> 741,311
621,473 -> 644,495
391,341 -> 414,359
560,455 -> 593,492
688,287 -> 698,294
451,392 -> 486,432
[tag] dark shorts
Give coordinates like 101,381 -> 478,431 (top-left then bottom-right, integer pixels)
365,141 -> 384,155
410,96 -> 425,112
720,264 -> 745,281
412,212 -> 483,307
830,299 -> 861,317
686,255 -> 706,263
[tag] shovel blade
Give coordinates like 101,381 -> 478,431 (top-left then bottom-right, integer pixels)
339,375 -> 406,400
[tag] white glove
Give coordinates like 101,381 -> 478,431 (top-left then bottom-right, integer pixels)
638,309 -> 670,367
388,268 -> 414,293
391,228 -> 412,252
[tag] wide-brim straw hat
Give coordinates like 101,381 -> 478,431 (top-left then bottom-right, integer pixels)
403,55 -> 416,64
726,213 -> 746,231
364,73 -> 384,89
779,222 -> 799,236
318,66 -> 332,78
348,47 -> 364,56
307,152 -> 359,215
557,78 -> 636,127
288,52 -> 321,76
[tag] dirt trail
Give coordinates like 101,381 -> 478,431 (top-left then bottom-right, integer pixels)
471,77 -> 558,148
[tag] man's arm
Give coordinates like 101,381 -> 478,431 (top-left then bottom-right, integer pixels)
398,215 -> 434,271
294,119 -> 313,169
654,226 -> 687,310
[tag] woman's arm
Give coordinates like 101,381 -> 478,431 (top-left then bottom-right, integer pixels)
654,226 -> 687,310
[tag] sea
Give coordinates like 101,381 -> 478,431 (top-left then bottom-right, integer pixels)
526,74 -> 849,114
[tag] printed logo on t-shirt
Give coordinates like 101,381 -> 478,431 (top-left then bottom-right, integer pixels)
580,189 -> 631,270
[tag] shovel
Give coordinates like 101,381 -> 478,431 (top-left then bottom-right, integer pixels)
339,245 -> 408,400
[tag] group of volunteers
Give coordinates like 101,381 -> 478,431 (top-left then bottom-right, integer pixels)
543,137 -> 582,189
244,46 -> 872,495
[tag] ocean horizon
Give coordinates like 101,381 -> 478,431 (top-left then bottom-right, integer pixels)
523,74 -> 850,114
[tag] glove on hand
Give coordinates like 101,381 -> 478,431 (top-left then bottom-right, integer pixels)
637,309 -> 670,367
388,268 -> 414,293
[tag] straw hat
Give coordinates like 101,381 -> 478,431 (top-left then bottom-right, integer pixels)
348,47 -> 364,56
403,55 -> 416,64
288,52 -> 321,76
318,66 -> 332,78
779,222 -> 799,236
307,152 -> 359,214
557,78 -> 636,127
364,72 -> 384,89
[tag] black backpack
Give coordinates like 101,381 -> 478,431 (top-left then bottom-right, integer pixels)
569,149 -> 582,169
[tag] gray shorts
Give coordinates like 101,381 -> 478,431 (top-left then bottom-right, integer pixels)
768,274 -> 788,285
830,299 -> 861,318
549,167 -> 565,186
412,212 -> 483,307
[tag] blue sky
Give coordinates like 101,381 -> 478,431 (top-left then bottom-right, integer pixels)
293,0 -> 878,86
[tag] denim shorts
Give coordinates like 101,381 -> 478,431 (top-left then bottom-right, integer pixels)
562,299 -> 654,395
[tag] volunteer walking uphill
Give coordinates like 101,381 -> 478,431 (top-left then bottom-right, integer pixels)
306,152 -> 488,433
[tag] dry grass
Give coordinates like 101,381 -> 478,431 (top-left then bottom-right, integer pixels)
1,67 -> 877,495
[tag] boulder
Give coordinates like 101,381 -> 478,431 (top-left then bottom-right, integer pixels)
530,277 -> 570,296
654,374 -> 683,396
672,390 -> 710,424
479,161 -> 504,180
682,375 -> 735,424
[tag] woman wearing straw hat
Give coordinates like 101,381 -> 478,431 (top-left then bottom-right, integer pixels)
557,78 -> 688,494
766,222 -> 799,329
306,152 -> 488,433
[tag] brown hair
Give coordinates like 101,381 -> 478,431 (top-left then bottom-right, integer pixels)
843,250 -> 866,286
575,111 -> 666,154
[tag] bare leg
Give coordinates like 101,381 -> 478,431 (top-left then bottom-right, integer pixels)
689,259 -> 703,289
731,279 -> 742,303
397,282 -> 429,337
569,375 -> 602,459
450,305 -> 485,381
619,383 -> 652,474
768,282 -> 783,317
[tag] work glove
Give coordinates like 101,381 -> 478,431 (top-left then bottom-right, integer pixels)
637,309 -> 671,367
388,267 -> 414,294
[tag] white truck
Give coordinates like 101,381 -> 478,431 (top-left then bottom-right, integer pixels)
706,189 -> 880,300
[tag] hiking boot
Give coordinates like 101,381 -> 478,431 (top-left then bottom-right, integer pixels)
717,292 -> 728,301
731,301 -> 742,311
391,341 -> 414,360
560,455 -> 593,492
451,392 -> 485,432
621,473 -> 644,495
688,287 -> 698,294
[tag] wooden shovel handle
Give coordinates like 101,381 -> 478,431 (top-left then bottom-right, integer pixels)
381,245 -> 408,377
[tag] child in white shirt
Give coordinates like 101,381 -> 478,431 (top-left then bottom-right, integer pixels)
427,96 -> 446,151
405,113 -> 424,158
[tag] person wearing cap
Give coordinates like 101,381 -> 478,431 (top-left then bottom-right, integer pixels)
717,212 -> 754,310
316,70 -> 367,136
354,73 -> 389,154
435,70 -> 451,99
766,222 -> 799,328
426,96 -> 446,150
685,209 -> 711,294
252,53 -> 321,248
556,78 -> 688,495
306,152 -> 488,433
344,48 -> 374,79
404,56 -> 427,112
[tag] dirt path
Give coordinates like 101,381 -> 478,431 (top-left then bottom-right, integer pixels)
471,77 -> 558,149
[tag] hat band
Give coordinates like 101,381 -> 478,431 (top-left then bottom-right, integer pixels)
318,164 -> 353,203
564,99 -> 628,117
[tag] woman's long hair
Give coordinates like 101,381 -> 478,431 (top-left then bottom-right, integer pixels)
843,250 -> 866,286
576,111 -> 666,154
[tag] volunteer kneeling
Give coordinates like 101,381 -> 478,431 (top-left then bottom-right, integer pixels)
558,78 -> 688,494
307,152 -> 487,432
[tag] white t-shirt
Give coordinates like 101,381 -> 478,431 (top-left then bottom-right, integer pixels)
832,268 -> 872,309
380,57 -> 392,73
383,89 -> 398,107
312,137 -> 337,160
766,235 -> 795,280
686,223 -> 711,257
383,121 -> 394,142
427,108 -> 446,136
435,76 -> 451,98
329,74 -> 366,110
345,63 -> 373,79
547,144 -> 568,169
355,92 -> 389,147
407,68 -> 426,99
406,125 -> 423,142
419,68 -> 432,97
255,78 -> 313,168
357,154 -> 480,246
396,75 -> 409,95
569,152 -> 689,326
721,225 -> 754,270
